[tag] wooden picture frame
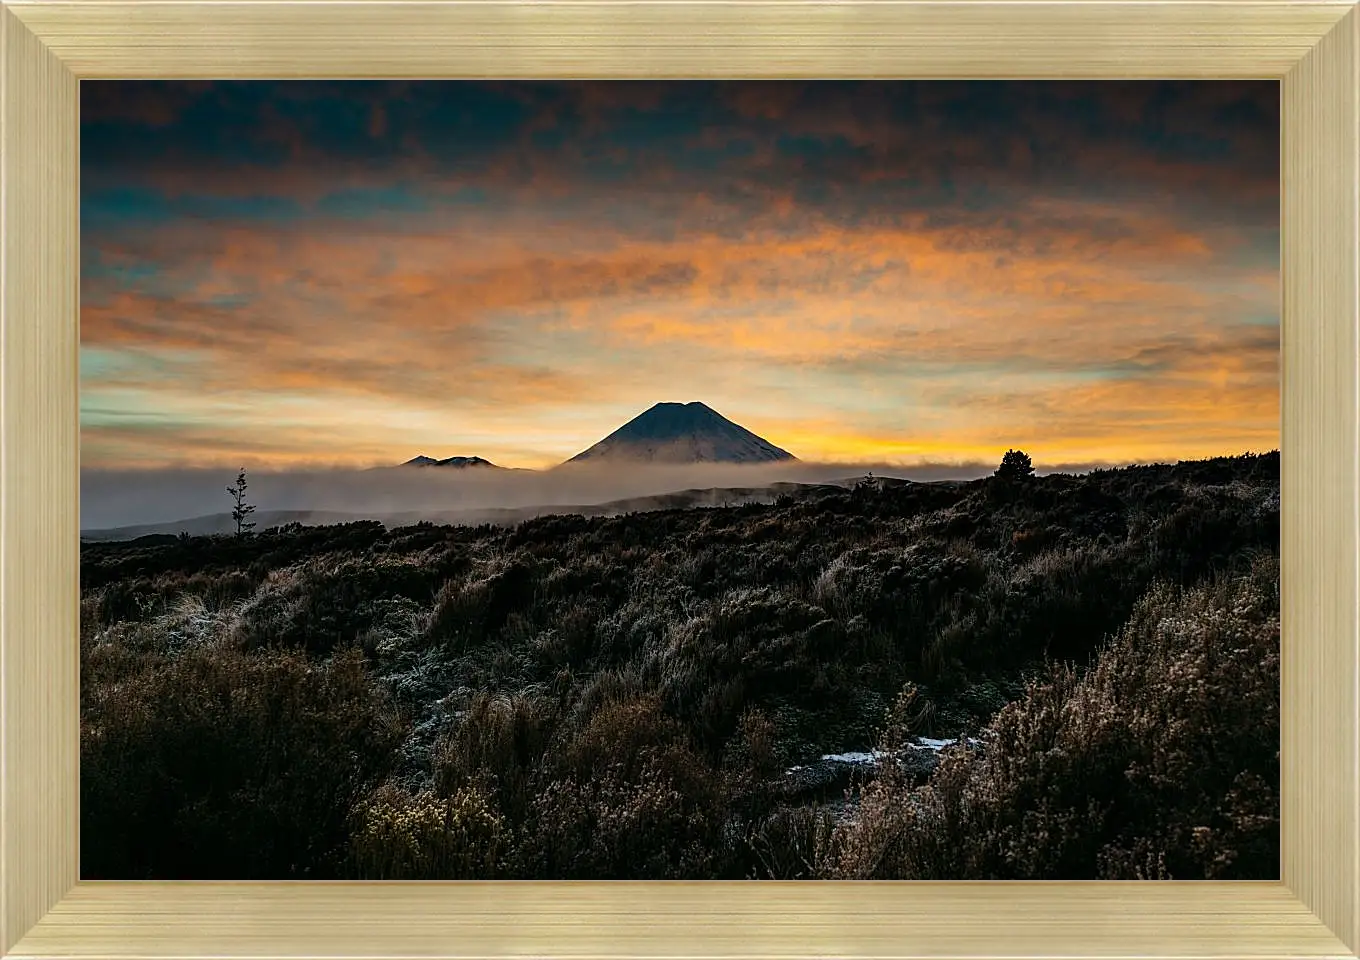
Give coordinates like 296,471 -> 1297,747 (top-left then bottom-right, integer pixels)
2,2 -> 1357,957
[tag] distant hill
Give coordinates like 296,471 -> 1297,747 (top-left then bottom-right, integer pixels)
403,455 -> 500,468
564,401 -> 797,465
79,510 -> 361,542
78,478 -> 870,542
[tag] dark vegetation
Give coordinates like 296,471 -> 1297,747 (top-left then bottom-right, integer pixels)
80,451 -> 1280,880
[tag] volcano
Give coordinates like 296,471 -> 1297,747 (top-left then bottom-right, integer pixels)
564,402 -> 797,465
403,455 -> 499,468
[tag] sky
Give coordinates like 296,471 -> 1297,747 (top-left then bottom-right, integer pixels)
81,81 -> 1280,473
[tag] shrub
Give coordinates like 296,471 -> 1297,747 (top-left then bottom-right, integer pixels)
347,782 -> 505,879
518,746 -> 730,879
81,645 -> 404,879
426,556 -> 539,650
748,805 -> 839,879
731,707 -> 781,780
560,694 -> 686,782
432,690 -> 559,826
830,558 -> 1280,880
996,449 -> 1035,482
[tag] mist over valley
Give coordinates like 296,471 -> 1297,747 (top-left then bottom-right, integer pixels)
83,402 -> 1101,538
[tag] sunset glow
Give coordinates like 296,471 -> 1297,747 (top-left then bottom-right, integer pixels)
81,81 -> 1279,472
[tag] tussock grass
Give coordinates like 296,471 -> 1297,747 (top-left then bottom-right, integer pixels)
80,452 -> 1280,879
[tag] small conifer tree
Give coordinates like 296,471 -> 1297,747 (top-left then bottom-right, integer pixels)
227,468 -> 257,536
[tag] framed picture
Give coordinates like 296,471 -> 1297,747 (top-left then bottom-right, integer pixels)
3,1 -> 1357,958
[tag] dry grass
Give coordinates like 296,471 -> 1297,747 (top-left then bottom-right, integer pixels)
79,453 -> 1280,880
828,557 -> 1280,880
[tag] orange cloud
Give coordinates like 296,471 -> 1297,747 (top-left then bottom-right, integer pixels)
81,202 -> 1277,470
80,82 -> 1279,471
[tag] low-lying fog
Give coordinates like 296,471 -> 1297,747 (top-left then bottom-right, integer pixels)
80,459 -> 1100,536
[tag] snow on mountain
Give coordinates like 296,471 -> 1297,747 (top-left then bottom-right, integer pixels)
403,455 -> 499,468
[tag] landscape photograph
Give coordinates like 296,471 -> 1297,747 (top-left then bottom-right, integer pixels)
80,80 -> 1281,881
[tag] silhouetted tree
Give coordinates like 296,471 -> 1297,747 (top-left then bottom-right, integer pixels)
227,468 -> 257,537
996,449 -> 1035,482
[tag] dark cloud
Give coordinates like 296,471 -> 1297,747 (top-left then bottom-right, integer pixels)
81,81 -> 1278,217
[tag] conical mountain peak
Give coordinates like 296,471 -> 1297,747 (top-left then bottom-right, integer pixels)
565,402 -> 797,465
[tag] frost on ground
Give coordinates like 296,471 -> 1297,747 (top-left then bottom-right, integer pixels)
78,451 -> 1281,880
788,737 -> 971,773
778,736 -> 978,808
